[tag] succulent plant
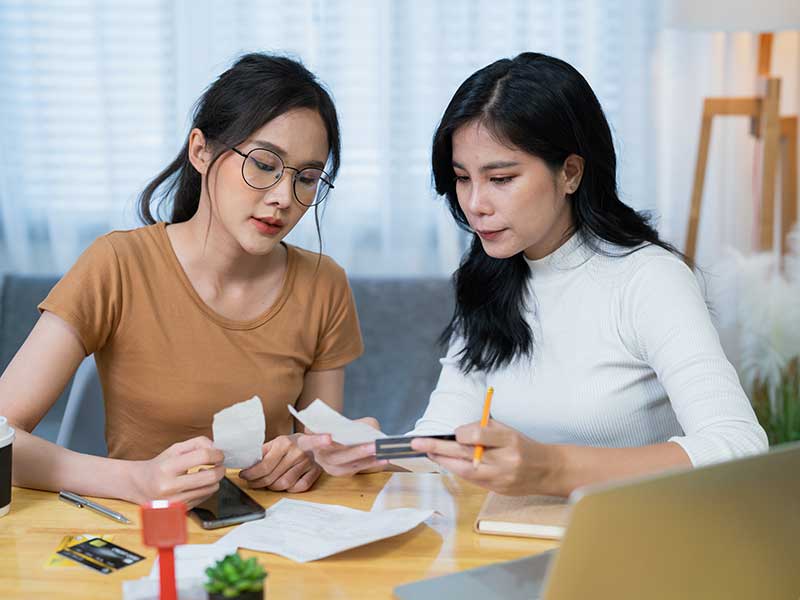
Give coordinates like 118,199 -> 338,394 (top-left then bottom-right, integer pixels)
204,552 -> 267,598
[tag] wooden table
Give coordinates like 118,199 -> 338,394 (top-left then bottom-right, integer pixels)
0,472 -> 557,599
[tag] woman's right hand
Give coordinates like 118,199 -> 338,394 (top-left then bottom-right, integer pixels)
128,436 -> 225,507
297,417 -> 388,476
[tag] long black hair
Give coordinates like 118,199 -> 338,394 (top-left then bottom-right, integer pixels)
137,53 -> 340,239
432,52 -> 688,374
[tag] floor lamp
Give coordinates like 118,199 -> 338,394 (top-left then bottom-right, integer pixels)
667,2 -> 800,263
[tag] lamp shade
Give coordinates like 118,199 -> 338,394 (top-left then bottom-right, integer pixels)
665,0 -> 800,31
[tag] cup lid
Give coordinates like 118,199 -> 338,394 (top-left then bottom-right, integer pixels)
0,417 -> 15,448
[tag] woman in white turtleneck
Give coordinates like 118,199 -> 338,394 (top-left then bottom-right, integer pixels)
301,52 -> 768,497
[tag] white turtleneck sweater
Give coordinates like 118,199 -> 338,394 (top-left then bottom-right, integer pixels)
411,233 -> 768,466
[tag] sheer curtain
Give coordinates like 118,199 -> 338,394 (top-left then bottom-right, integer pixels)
4,1 -> 794,279
0,0 -> 174,273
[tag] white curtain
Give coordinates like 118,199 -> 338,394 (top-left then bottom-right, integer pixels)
0,0 -> 174,273
1,0 -> 797,278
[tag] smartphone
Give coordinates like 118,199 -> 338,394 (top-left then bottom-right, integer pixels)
189,476 -> 266,529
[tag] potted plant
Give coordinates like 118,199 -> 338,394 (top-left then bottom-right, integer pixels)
751,359 -> 800,444
720,224 -> 800,445
204,552 -> 267,600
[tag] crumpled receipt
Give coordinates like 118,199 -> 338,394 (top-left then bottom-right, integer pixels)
212,396 -> 265,469
288,399 -> 440,473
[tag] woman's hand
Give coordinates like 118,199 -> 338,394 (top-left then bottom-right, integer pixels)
128,436 -> 226,507
410,420 -> 564,496
296,417 -> 388,477
239,434 -> 330,493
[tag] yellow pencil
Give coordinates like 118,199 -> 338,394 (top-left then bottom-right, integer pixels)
472,386 -> 494,468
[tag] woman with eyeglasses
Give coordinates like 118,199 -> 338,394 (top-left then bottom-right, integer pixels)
303,53 -> 768,496
0,53 -> 362,506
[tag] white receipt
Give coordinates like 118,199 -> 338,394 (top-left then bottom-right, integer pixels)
147,543 -> 238,582
371,472 -> 457,537
288,399 -> 440,472
213,396 -> 265,469
122,578 -> 206,600
215,498 -> 433,562
288,399 -> 386,445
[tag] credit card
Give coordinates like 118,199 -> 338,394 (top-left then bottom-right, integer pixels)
56,548 -> 113,574
375,434 -> 457,459
67,537 -> 145,570
46,533 -> 114,568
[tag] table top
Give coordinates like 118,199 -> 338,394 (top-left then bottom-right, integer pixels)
0,472 -> 557,599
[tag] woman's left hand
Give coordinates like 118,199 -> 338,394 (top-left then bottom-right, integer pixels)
410,420 -> 564,496
239,433 -> 328,493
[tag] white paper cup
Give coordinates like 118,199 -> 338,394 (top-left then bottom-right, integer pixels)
0,416 -> 15,517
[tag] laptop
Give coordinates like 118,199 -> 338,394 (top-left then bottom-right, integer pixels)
394,442 -> 800,600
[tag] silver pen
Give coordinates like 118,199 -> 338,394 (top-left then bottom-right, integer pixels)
58,490 -> 132,524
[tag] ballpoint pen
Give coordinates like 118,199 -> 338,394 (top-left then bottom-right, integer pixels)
58,490 -> 132,524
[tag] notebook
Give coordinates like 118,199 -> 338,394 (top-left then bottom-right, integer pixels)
473,492 -> 570,540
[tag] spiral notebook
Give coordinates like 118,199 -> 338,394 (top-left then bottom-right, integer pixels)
473,492 -> 570,540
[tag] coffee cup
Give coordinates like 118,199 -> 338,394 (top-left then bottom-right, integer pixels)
0,416 -> 15,517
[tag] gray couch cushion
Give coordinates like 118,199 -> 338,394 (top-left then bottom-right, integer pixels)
0,274 -> 68,442
0,274 -> 60,369
346,278 -> 453,434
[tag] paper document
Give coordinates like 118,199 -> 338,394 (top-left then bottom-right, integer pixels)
389,457 -> 442,473
147,543 -> 238,582
125,543 -> 240,600
289,399 -> 441,472
213,396 -> 265,469
371,472 -> 462,539
122,578 -> 206,600
288,400 -> 385,445
371,473 -> 456,516
215,498 -> 433,562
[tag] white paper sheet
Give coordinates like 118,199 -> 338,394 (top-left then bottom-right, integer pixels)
371,472 -> 457,537
389,457 -> 442,473
371,473 -> 456,514
289,399 -> 441,472
213,396 -> 265,469
214,498 -> 433,562
122,578 -> 206,600
288,400 -> 386,445
147,543 -> 239,582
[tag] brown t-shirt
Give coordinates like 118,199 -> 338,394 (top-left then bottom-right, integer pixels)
39,223 -> 363,460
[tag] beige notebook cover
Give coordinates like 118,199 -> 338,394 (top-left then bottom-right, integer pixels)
474,492 -> 571,540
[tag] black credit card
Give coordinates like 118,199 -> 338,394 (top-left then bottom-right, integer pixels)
375,434 -> 457,459
67,537 -> 145,570
56,548 -> 113,574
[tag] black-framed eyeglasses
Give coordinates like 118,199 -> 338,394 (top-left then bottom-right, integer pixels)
230,146 -> 334,207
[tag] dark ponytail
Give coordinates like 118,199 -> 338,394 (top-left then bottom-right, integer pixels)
138,53 -> 341,225
433,52 -> 688,374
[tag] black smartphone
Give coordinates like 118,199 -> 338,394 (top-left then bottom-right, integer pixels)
189,476 -> 266,529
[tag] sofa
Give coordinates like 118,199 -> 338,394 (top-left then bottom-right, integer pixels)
0,273 -> 454,452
